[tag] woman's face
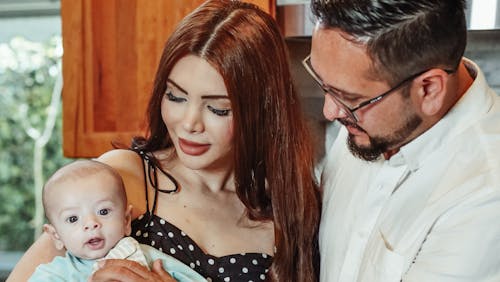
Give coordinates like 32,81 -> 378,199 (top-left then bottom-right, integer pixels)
161,55 -> 234,171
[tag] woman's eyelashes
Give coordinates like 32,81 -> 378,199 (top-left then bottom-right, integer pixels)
207,105 -> 231,116
165,90 -> 186,103
165,89 -> 231,117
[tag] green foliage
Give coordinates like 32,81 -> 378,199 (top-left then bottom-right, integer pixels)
0,36 -> 70,251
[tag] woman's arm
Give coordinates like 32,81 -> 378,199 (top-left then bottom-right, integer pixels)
8,149 -> 145,281
6,232 -> 64,281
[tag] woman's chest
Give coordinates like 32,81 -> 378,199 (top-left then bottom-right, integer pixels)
132,212 -> 274,281
156,198 -> 275,257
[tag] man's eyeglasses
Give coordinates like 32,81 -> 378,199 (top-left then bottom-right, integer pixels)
302,55 -> 455,123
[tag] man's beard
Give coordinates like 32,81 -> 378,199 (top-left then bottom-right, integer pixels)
339,112 -> 422,162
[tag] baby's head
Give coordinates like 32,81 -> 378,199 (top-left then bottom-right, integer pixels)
43,160 -> 131,260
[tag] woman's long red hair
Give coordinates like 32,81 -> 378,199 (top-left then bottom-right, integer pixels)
133,1 -> 321,280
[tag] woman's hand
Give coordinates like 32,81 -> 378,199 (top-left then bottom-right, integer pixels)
89,259 -> 176,282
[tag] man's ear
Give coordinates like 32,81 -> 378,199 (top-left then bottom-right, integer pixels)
414,69 -> 450,116
124,204 -> 133,236
43,224 -> 65,250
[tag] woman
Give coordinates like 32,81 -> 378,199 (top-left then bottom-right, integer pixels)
9,1 -> 320,281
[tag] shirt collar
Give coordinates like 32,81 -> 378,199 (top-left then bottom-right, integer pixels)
392,58 -> 493,171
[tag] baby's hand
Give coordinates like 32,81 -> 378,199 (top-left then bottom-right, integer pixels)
89,259 -> 176,282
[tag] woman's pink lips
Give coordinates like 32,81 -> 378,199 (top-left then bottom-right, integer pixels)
178,138 -> 210,156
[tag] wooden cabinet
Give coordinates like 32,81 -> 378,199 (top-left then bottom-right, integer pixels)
61,0 -> 274,158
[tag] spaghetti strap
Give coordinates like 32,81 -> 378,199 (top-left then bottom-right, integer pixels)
131,149 -> 152,214
130,148 -> 179,217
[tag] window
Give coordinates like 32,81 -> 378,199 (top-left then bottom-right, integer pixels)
0,1 -> 68,279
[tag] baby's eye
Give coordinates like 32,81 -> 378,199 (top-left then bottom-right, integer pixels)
66,216 -> 78,223
99,208 -> 110,216
207,105 -> 231,117
165,91 -> 186,103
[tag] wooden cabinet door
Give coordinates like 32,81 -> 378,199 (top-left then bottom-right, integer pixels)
61,0 -> 274,158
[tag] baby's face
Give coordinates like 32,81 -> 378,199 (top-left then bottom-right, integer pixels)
45,172 -> 130,259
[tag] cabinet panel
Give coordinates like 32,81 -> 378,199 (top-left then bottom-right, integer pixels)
62,0 -> 274,157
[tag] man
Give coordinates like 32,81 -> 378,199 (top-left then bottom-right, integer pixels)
306,1 -> 500,281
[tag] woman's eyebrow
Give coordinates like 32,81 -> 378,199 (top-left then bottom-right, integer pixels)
166,78 -> 187,94
201,95 -> 229,99
167,78 -> 228,99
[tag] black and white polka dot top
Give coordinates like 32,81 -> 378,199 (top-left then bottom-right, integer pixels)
130,150 -> 273,281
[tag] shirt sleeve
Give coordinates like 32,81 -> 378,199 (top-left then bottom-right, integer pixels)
404,189 -> 500,282
28,263 -> 69,282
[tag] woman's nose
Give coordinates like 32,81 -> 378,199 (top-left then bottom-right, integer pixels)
182,106 -> 204,133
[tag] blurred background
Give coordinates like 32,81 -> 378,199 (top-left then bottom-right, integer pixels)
0,0 -> 68,280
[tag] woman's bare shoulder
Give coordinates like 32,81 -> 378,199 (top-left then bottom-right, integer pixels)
97,149 -> 142,170
97,149 -> 146,217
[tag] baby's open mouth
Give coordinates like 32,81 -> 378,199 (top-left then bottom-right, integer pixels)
86,237 -> 104,250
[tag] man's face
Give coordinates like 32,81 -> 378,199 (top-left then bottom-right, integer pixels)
310,26 -> 422,160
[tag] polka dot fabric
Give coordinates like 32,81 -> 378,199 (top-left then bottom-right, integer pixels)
132,212 -> 272,281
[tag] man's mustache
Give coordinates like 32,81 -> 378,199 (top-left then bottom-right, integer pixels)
337,118 -> 366,133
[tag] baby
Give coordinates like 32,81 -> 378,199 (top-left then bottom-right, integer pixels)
29,159 -> 206,282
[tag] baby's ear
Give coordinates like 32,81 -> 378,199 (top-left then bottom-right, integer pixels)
124,204 -> 133,236
43,224 -> 65,250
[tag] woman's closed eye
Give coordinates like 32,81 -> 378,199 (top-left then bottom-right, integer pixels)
165,91 -> 186,103
207,105 -> 231,116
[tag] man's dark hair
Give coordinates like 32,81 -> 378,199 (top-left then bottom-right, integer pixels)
311,0 -> 467,84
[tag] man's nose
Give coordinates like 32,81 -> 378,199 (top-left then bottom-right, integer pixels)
323,94 -> 349,121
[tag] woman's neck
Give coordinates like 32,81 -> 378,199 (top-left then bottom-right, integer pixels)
157,148 -> 236,194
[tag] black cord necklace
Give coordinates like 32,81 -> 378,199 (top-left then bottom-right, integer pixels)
138,150 -> 179,194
